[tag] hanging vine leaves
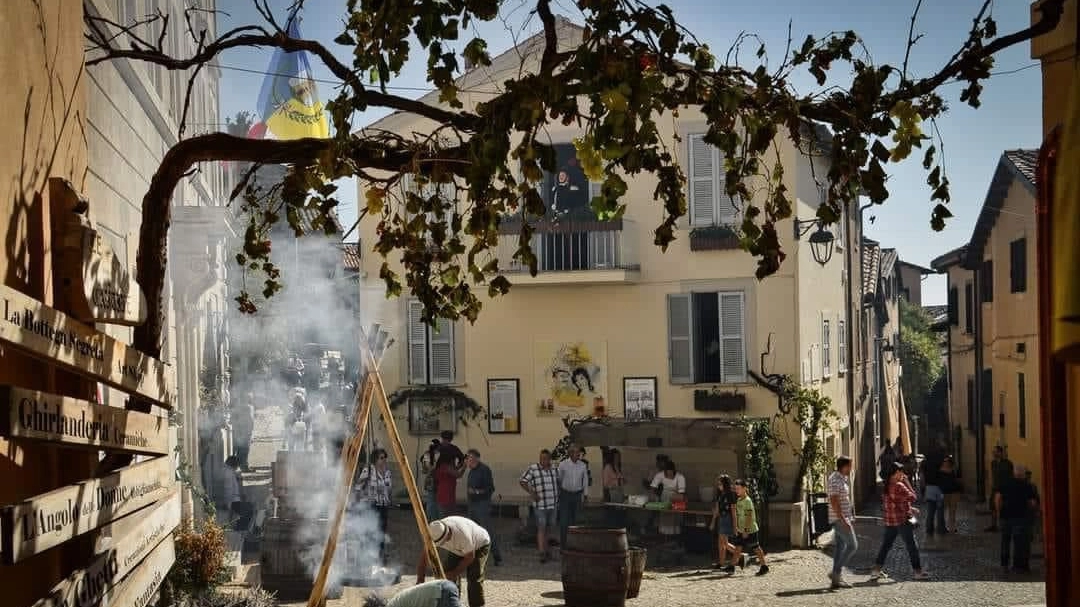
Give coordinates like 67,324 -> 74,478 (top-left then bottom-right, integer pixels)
82,0 -> 1068,338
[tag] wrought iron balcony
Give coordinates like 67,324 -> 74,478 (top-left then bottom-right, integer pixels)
494,218 -> 640,285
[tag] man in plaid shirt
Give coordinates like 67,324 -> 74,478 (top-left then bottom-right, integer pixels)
827,456 -> 856,589
520,449 -> 560,562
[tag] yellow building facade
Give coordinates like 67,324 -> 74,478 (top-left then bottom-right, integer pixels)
356,18 -> 852,540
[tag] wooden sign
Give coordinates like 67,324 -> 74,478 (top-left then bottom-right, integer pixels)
0,386 -> 169,455
59,222 -> 148,327
1,456 -> 173,564
98,535 -> 175,607
31,490 -> 180,607
0,285 -> 174,407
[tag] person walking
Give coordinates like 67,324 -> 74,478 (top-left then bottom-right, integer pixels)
827,456 -> 856,589
520,449 -> 559,562
418,516 -> 491,607
987,446 -> 1014,532
356,448 -> 393,564
922,455 -> 946,542
939,456 -> 963,533
557,444 -> 589,547
465,449 -> 502,566
729,479 -> 769,576
995,465 -> 1039,573
870,462 -> 929,581
709,474 -> 738,572
230,396 -> 255,471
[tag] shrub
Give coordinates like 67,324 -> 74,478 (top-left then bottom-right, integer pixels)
189,588 -> 278,607
168,517 -> 231,598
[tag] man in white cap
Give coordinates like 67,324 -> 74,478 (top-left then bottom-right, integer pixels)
417,516 -> 491,607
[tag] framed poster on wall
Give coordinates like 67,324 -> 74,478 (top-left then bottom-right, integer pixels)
487,379 -> 521,434
623,377 -> 658,421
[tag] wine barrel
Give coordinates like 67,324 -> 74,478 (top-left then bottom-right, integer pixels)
625,547 -> 647,599
564,526 -> 628,553
561,550 -> 630,607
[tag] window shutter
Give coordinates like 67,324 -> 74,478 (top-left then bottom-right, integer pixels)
667,293 -> 694,384
589,180 -> 603,202
716,158 -> 739,226
688,134 -> 715,226
948,287 -> 959,325
719,292 -> 746,383
407,300 -> 428,385
821,316 -> 831,377
981,260 -> 994,302
838,318 -> 847,372
964,282 -> 974,334
428,317 -> 456,385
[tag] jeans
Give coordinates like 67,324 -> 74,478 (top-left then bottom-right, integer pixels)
444,544 -> 489,607
375,505 -> 390,564
1001,517 -> 1033,570
425,490 -> 442,521
925,494 -> 946,535
435,579 -> 463,607
831,523 -> 858,577
467,499 -> 502,561
875,523 -> 921,571
558,490 -> 583,545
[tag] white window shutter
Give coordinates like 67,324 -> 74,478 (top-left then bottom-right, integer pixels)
719,292 -> 746,383
716,155 -> 739,226
589,180 -> 603,203
838,318 -> 847,372
667,293 -> 694,384
688,134 -> 715,227
407,300 -> 428,384
822,316 -> 832,377
428,317 -> 456,385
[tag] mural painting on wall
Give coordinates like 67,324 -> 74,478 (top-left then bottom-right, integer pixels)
535,341 -> 608,416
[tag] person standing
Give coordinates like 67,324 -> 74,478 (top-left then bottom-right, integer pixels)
709,474 -> 738,572
465,449 -> 502,566
418,516 -> 491,607
230,396 -> 255,472
520,449 -> 560,562
870,462 -> 929,581
827,456 -> 856,588
922,455 -> 946,541
601,448 -> 626,528
729,479 -> 769,576
356,448 -> 393,564
939,456 -> 963,533
987,446 -> 1014,532
557,444 -> 589,547
995,465 -> 1039,572
650,461 -> 687,536
420,439 -> 442,519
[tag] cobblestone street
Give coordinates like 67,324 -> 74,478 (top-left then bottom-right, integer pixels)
245,408 -> 1046,607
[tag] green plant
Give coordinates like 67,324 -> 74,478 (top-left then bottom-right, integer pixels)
187,588 -> 279,607
777,379 -> 839,501
689,224 -> 739,240
736,417 -> 780,506
387,386 -> 485,428
167,518 -> 231,600
897,298 -> 944,417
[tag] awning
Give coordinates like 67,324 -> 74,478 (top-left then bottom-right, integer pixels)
568,417 -> 745,450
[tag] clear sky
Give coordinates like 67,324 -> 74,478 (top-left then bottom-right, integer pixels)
216,0 -> 1043,305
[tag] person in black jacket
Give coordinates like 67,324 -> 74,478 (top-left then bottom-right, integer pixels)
465,449 -> 502,565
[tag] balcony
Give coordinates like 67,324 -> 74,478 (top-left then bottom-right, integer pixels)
495,218 -> 640,285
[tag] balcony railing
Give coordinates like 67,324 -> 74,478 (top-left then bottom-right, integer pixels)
495,218 -> 639,277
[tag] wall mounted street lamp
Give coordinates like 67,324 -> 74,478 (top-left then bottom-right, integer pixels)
793,219 -> 835,265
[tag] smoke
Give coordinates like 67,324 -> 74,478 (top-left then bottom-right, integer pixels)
220,204 -> 402,589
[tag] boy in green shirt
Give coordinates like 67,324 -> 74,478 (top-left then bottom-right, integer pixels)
729,479 -> 770,576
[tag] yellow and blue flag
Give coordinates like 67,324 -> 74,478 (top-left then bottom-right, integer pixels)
247,15 -> 330,140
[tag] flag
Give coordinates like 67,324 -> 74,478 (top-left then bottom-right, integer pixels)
248,14 -> 330,140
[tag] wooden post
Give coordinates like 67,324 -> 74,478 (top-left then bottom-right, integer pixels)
305,372 -> 375,607
365,345 -> 444,580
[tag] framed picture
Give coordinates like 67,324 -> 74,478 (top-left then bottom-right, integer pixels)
623,377 -> 658,421
487,379 -> 521,434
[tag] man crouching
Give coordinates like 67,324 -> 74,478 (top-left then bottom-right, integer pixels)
417,516 -> 491,607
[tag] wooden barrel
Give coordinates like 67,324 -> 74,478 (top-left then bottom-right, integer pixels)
625,547 -> 647,599
564,526 -> 628,553
561,550 -> 629,607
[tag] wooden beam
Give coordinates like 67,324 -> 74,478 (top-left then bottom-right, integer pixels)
95,534 -> 175,607
305,372 -> 376,607
367,346 -> 444,580
0,285 -> 174,407
0,386 -> 169,455
0,457 -> 173,564
31,490 -> 180,607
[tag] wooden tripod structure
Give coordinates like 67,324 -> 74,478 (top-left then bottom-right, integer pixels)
306,327 -> 445,607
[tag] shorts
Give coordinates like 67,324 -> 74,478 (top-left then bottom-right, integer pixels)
715,518 -> 734,537
535,508 -> 557,529
735,532 -> 760,551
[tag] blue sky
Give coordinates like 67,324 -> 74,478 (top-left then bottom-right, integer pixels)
216,0 -> 1043,305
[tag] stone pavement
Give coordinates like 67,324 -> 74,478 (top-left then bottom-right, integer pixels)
243,408 -> 1046,607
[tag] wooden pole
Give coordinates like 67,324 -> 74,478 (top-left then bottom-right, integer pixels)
305,372 -> 375,607
364,344 -> 445,580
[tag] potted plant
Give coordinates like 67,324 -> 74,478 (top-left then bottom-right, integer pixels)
693,389 -> 747,412
689,224 -> 741,251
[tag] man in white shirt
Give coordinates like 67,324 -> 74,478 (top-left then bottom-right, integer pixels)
417,516 -> 491,607
557,444 -> 590,546
827,455 -> 856,589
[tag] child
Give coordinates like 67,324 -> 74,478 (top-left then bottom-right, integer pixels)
729,479 -> 769,576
